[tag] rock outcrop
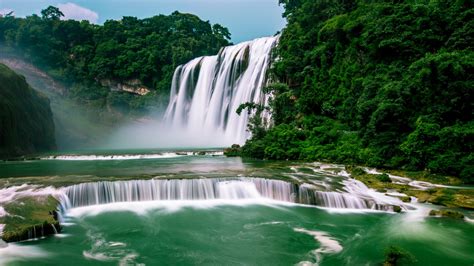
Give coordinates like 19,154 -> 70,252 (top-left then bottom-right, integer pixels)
0,63 -> 56,158
100,79 -> 151,95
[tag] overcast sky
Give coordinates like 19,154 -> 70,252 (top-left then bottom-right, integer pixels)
0,0 -> 286,43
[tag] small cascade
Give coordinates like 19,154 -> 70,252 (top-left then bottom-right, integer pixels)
62,178 -> 291,208
298,184 -> 391,211
164,36 -> 278,145
60,177 -> 401,212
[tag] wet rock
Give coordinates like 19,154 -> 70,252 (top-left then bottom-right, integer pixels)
393,206 -> 402,213
428,209 -> 464,219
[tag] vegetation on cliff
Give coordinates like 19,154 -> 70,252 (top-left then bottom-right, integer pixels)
0,6 -> 230,113
242,0 -> 473,183
0,63 -> 56,158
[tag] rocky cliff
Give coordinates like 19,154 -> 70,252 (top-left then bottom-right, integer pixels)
0,63 -> 56,158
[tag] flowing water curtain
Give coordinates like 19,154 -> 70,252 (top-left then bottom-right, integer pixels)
61,177 -> 396,211
164,36 -> 279,145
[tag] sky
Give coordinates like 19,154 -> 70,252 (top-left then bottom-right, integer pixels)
0,0 -> 286,43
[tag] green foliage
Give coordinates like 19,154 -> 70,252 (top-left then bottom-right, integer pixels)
377,173 -> 391,183
40,6 -> 64,21
243,0 -> 473,183
383,246 -> 416,266
0,63 -> 56,158
224,144 -> 242,157
0,8 -> 231,113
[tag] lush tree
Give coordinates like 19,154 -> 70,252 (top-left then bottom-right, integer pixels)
0,9 -> 230,114
40,6 -> 64,21
243,0 -> 473,182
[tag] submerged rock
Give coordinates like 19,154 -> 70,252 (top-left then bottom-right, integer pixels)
428,209 -> 464,220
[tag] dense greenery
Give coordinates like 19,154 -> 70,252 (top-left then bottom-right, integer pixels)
0,6 -> 230,113
0,63 -> 56,158
242,0 -> 473,183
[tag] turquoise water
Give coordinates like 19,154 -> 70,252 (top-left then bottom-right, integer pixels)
10,204 -> 474,265
1,150 -> 473,265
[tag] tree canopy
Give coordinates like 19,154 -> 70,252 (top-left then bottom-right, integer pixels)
0,7 -> 231,113
242,0 -> 473,183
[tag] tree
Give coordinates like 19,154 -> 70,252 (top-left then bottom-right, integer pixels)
41,6 -> 64,20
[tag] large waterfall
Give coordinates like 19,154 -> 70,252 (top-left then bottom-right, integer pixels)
163,36 -> 278,145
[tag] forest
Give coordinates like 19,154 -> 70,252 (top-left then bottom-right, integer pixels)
242,0 -> 473,183
0,6 -> 230,113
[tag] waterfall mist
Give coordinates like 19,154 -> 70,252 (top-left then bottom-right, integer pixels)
104,36 -> 278,149
102,118 -> 235,149
0,52 -> 119,151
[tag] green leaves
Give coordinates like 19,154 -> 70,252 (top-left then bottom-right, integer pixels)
243,0 -> 473,182
40,6 -> 64,21
0,10 -> 230,114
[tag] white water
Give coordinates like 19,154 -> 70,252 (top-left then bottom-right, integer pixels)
0,241 -> 48,265
164,36 -> 278,146
59,177 -> 401,212
60,178 -> 296,209
40,151 -> 223,161
294,228 -> 343,266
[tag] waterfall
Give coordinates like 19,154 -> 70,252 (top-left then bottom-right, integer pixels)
60,178 -> 400,211
163,36 -> 278,145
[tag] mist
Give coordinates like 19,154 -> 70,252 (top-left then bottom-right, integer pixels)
0,49 -> 121,151
101,118 -> 238,150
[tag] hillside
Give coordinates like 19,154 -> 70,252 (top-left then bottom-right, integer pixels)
242,0 -> 473,183
0,63 -> 56,158
0,7 -> 230,114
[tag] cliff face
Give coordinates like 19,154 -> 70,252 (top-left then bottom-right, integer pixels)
0,63 -> 56,158
100,79 -> 151,96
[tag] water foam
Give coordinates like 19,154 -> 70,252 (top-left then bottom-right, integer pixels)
0,241 -> 48,265
294,228 -> 343,265
39,151 -> 226,161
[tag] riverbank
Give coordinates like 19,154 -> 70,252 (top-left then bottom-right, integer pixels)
346,166 -> 473,219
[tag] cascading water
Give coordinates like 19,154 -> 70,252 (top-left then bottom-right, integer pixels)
59,177 -> 400,211
163,36 -> 278,146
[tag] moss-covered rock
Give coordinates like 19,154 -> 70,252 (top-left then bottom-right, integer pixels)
428,209 -> 465,220
393,205 -> 402,213
400,196 -> 411,203
405,188 -> 474,209
0,63 -> 56,158
347,166 -> 474,210
383,246 -> 416,266
0,195 -> 61,242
